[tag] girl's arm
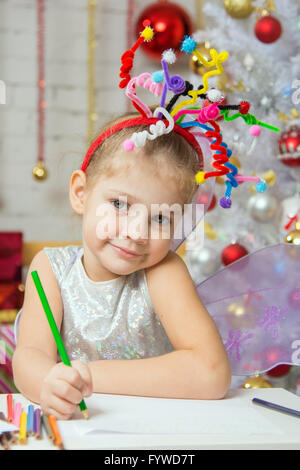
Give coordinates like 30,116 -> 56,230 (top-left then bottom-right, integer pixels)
89,251 -> 231,400
12,250 -> 92,417
12,249 -> 63,402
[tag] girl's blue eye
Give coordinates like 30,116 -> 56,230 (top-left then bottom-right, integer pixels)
153,214 -> 170,225
111,199 -> 128,211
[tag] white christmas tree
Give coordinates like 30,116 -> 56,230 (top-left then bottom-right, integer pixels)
184,0 -> 300,286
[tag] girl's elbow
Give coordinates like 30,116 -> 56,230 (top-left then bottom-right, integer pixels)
207,360 -> 232,399
192,357 -> 231,400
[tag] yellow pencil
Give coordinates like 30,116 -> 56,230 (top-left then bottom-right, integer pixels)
19,411 -> 27,445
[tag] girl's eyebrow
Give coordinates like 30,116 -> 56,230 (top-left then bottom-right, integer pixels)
105,189 -> 141,203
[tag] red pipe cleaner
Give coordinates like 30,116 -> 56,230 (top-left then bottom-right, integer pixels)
204,120 -> 230,179
119,19 -> 152,117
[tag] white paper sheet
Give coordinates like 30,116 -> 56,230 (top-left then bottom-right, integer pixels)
0,420 -> 19,434
58,393 -> 284,436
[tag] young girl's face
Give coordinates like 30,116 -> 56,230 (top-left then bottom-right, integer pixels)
70,148 -> 184,281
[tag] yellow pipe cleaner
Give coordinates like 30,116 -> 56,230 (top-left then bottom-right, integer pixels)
170,48 -> 229,118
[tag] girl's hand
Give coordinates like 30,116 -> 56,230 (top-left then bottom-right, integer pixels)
40,360 -> 93,420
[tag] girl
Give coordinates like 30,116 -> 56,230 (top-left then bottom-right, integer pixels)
12,25 -> 277,419
12,109 -> 231,420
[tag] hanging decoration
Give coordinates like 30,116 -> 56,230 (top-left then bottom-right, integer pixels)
33,0 -> 48,181
87,0 -> 98,145
254,1 -> 282,43
242,375 -> 273,389
221,243 -> 249,266
222,0 -> 282,44
278,125 -> 300,168
280,194 -> 300,232
135,1 -> 193,61
223,0 -> 254,19
189,41 -> 211,76
285,220 -> 300,245
266,365 -> 291,377
247,193 -> 279,223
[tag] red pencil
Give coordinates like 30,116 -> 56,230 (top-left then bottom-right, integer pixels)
6,395 -> 13,423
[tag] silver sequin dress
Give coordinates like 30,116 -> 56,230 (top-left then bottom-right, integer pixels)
15,245 -> 174,363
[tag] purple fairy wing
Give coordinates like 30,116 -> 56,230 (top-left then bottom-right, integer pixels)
171,129 -> 215,252
196,243 -> 300,376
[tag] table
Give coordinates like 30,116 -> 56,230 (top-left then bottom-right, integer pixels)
1,388 -> 300,450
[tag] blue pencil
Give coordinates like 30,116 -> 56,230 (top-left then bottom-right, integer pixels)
252,397 -> 300,418
27,405 -> 34,435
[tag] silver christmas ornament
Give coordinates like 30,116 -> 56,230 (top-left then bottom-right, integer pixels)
186,247 -> 221,279
247,193 -> 280,223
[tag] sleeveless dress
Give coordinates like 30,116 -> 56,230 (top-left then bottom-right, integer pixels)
14,245 -> 174,363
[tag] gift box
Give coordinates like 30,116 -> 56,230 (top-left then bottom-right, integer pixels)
0,232 -> 24,312
0,232 -> 23,393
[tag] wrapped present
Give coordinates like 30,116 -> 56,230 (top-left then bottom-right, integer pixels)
0,232 -> 23,393
0,232 -> 24,311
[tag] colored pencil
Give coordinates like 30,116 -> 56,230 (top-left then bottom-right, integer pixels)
13,402 -> 22,427
34,408 -> 42,439
27,404 -> 34,435
19,412 -> 27,445
42,414 -> 54,442
31,270 -> 88,419
48,414 -> 64,450
6,394 -> 13,423
252,397 -> 300,418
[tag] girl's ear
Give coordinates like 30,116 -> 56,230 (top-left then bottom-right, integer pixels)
69,170 -> 87,215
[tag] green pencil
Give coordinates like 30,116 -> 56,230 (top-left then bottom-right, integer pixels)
31,270 -> 89,419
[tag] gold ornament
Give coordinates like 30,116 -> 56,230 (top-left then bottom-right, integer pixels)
32,161 -> 48,180
284,221 -> 300,261
242,375 -> 273,389
216,156 -> 241,184
285,221 -> 300,245
189,41 -> 211,76
254,0 -> 276,21
226,301 -> 258,329
204,221 -> 218,240
176,241 -> 186,260
278,108 -> 300,124
223,0 -> 254,19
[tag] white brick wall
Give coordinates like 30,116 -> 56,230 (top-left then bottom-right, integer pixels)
0,0 -> 196,241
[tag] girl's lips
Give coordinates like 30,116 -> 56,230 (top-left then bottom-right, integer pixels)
110,243 -> 141,258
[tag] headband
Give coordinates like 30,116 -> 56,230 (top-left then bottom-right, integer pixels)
81,116 -> 204,173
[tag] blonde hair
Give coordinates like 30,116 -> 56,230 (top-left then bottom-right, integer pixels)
84,110 -> 202,205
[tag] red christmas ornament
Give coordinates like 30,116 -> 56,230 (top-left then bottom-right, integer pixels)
254,15 -> 282,44
196,193 -> 216,211
261,345 -> 290,373
221,243 -> 249,266
288,287 -> 300,309
135,1 -> 193,61
278,126 -> 300,167
266,364 -> 291,378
